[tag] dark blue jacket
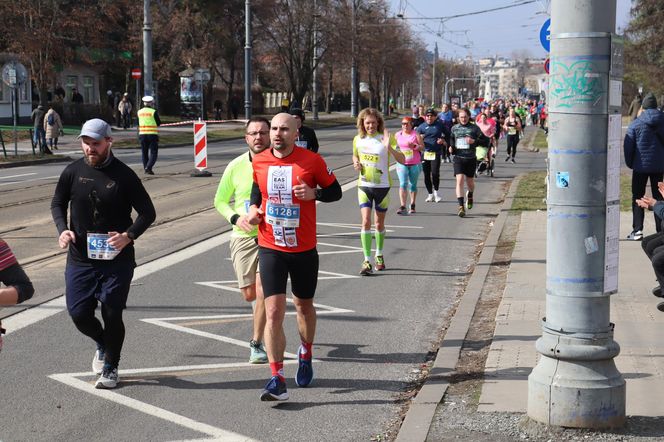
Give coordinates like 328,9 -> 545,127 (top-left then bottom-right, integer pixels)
624,109 -> 664,173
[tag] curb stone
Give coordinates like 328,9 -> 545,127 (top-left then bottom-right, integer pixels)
395,174 -> 523,442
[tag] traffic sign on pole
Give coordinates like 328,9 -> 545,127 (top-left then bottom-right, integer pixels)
191,121 -> 212,177
131,68 -> 142,80
540,18 -> 551,52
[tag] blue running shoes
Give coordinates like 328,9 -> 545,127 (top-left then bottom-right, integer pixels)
260,376 -> 289,401
295,346 -> 314,387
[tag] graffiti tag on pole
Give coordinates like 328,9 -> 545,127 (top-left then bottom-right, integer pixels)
549,60 -> 606,108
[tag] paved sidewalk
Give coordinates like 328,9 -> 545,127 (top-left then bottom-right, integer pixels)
479,210 -> 664,416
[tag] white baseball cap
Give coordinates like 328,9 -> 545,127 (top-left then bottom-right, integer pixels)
142,95 -> 154,103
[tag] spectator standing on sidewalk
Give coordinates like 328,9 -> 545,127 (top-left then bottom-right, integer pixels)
44,106 -> 63,150
137,96 -> 161,175
624,93 -> 664,240
118,93 -> 132,129
71,88 -> 84,124
0,238 -> 35,353
628,94 -> 642,122
31,104 -> 49,154
51,118 -> 156,389
113,92 -> 122,128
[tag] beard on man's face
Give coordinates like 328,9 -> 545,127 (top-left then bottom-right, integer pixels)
85,148 -> 109,166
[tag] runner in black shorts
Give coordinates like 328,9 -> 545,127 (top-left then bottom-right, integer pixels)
247,113 -> 342,401
258,248 -> 319,298
453,155 -> 476,178
449,108 -> 490,217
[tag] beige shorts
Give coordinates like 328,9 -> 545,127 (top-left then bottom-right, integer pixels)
229,236 -> 259,289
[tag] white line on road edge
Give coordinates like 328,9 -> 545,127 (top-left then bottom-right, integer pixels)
0,172 -> 37,180
48,373 -> 258,442
3,296 -> 66,335
0,174 -> 60,187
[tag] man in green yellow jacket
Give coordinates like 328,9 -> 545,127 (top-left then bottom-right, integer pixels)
138,96 -> 161,175
213,116 -> 270,364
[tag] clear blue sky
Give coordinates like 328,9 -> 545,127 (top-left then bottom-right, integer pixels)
387,0 -> 631,59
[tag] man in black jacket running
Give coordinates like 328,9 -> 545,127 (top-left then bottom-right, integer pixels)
51,119 -> 156,389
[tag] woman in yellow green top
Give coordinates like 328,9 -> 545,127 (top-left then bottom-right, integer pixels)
352,108 -> 406,275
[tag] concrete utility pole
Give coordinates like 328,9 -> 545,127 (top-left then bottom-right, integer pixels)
528,0 -> 625,429
143,0 -> 153,97
244,0 -> 252,119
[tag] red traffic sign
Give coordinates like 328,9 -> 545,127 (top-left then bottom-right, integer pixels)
544,57 -> 550,74
131,68 -> 142,79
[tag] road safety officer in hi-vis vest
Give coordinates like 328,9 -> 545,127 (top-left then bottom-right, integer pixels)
137,96 -> 161,175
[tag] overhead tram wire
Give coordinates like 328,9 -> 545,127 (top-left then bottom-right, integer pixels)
401,0 -> 538,21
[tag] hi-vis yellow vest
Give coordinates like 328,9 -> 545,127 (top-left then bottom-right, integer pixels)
138,107 -> 158,135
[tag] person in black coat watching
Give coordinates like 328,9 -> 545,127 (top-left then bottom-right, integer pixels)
290,108 -> 319,153
624,93 -> 664,240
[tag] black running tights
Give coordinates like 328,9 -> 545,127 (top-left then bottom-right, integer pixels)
71,303 -> 125,367
422,153 -> 441,194
506,134 -> 519,158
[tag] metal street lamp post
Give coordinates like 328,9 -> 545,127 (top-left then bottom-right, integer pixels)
312,0 -> 320,120
143,0 -> 153,97
350,0 -> 358,118
245,0 -> 252,119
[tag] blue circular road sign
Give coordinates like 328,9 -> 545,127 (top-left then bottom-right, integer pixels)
540,18 -> 551,52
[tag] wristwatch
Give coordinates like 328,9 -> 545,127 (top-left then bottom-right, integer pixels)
126,231 -> 136,241
315,188 -> 322,201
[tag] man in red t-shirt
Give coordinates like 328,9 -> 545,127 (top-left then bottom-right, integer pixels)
247,113 -> 342,401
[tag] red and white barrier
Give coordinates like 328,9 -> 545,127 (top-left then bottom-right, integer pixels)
193,121 -> 208,171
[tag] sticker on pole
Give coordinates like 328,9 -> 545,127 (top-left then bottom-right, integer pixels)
556,171 -> 569,188
540,18 -> 551,52
191,121 -> 212,177
544,57 -> 550,74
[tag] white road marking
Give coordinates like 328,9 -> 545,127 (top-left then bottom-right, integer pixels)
318,222 -> 424,229
0,172 -> 37,180
316,242 -> 364,250
3,296 -> 66,335
48,373 -> 258,442
0,174 -> 60,187
59,359 -> 300,379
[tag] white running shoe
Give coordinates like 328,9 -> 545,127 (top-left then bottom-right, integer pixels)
434,194 -> 442,203
95,366 -> 119,389
425,194 -> 434,202
92,349 -> 105,375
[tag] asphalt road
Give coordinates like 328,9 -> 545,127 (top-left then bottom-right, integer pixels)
0,123 -> 545,441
